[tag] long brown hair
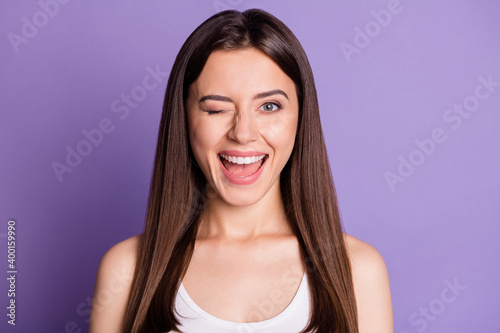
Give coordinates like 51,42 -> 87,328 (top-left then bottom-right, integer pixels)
124,8 -> 358,333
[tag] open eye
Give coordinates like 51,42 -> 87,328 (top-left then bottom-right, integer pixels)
259,102 -> 281,112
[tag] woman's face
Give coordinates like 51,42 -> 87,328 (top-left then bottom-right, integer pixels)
186,47 -> 299,206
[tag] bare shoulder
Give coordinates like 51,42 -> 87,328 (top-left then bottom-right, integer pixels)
89,234 -> 141,333
343,233 -> 394,333
344,233 -> 386,271
93,234 -> 140,287
99,234 -> 141,271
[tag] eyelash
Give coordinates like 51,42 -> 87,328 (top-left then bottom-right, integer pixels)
204,102 -> 282,115
206,110 -> 222,115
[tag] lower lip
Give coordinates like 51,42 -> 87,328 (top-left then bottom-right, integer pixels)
219,155 -> 267,185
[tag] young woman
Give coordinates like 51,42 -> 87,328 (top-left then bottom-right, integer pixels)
89,8 -> 393,333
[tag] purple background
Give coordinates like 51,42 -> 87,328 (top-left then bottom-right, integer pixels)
1,0 -> 499,332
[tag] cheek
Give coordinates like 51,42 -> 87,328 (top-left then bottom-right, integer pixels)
188,118 -> 227,162
189,121 -> 210,162
257,113 -> 298,152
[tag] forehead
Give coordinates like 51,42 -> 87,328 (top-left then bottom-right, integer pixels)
189,48 -> 296,99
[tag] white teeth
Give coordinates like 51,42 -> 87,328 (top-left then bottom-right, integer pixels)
220,154 -> 266,165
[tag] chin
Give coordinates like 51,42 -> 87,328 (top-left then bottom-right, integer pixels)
220,191 -> 262,207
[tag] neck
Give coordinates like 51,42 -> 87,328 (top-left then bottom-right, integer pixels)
196,180 -> 294,242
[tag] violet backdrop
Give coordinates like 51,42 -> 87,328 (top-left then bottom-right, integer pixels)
0,0 -> 499,332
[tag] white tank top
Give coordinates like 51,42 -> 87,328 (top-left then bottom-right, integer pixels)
171,271 -> 311,333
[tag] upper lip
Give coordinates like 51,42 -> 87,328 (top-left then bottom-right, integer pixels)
218,150 -> 268,157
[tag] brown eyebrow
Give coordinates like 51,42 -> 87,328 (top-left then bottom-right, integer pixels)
199,95 -> 233,103
253,89 -> 289,101
198,89 -> 289,104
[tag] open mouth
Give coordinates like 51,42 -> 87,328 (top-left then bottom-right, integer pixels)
219,153 -> 268,177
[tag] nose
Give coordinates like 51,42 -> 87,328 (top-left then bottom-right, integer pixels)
227,109 -> 258,144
